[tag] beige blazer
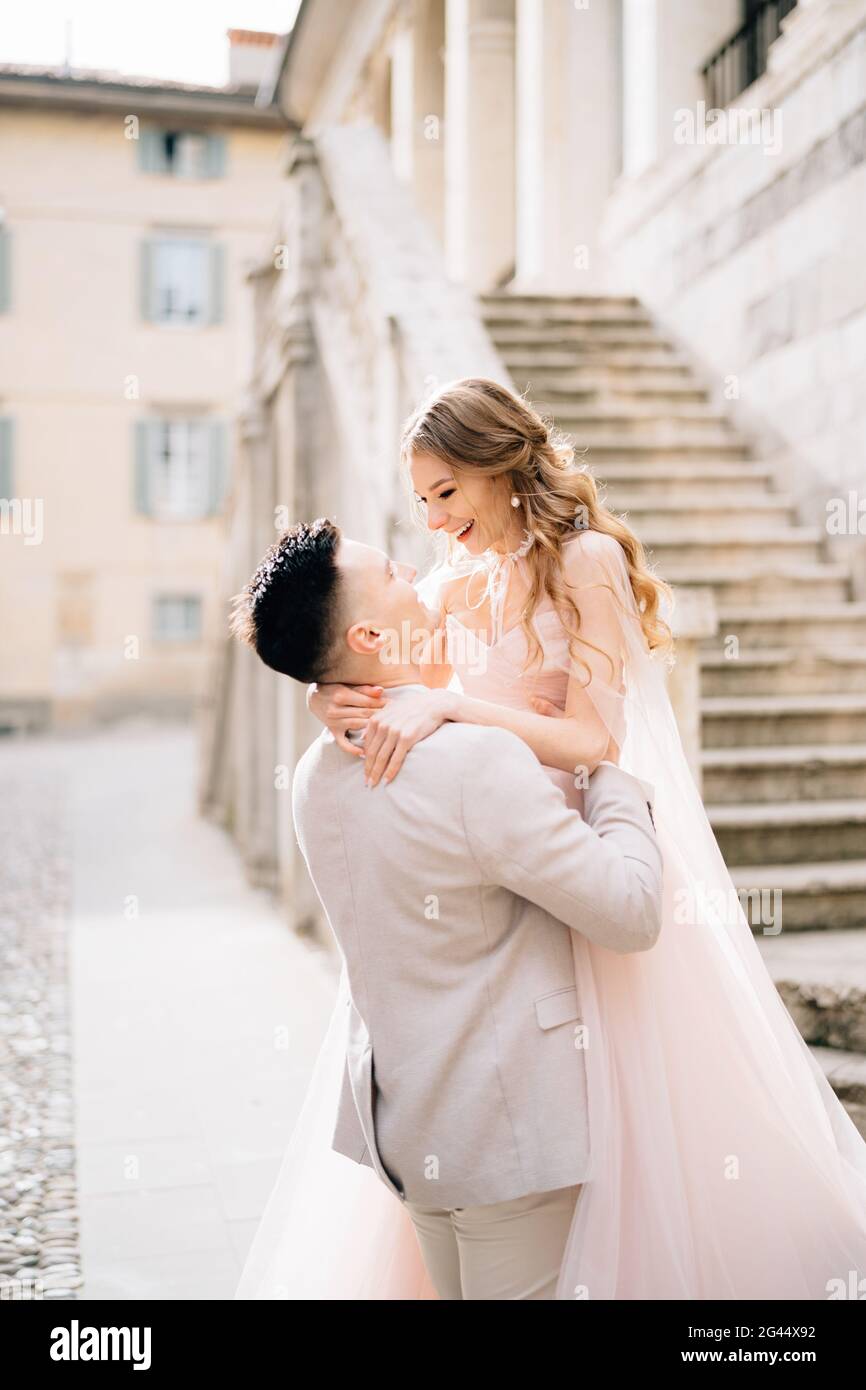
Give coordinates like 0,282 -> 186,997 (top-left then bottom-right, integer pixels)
292,683 -> 662,1209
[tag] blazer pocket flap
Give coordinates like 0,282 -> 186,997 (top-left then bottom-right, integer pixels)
534,985 -> 580,1030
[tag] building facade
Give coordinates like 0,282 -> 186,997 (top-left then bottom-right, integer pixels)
203,2 -> 866,1140
0,31 -> 289,728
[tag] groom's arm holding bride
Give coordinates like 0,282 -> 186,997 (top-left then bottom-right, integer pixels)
459,727 -> 663,955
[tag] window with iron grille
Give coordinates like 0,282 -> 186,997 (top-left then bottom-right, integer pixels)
702,0 -> 797,110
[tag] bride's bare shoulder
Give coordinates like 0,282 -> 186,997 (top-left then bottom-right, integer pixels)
416,561 -> 470,616
560,527 -> 627,576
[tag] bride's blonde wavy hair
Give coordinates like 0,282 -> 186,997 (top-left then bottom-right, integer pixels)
400,377 -> 673,679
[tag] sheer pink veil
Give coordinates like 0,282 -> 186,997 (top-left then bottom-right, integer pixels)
551,529 -> 866,1299
233,953 -> 437,1298
235,529 -> 866,1300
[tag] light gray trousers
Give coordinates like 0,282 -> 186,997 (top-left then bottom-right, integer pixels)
405,1184 -> 582,1300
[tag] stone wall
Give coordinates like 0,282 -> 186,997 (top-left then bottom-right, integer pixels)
602,2 -> 866,592
202,121 -> 509,925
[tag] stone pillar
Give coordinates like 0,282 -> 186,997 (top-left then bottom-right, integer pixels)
444,0 -> 515,288
237,404 -> 279,890
267,134 -> 340,942
388,0 -> 447,209
271,366 -> 328,940
622,0 -> 739,178
514,0 -> 620,292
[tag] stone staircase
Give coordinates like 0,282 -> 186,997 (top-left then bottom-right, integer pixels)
482,291 -> 866,1137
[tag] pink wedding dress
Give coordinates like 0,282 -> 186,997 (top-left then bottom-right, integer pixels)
235,528 -> 866,1300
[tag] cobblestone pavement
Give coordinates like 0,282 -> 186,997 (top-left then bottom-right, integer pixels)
0,719 -> 339,1300
0,767 -> 81,1300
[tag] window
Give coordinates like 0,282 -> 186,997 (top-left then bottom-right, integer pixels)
153,595 -> 203,643
152,420 -> 210,519
701,0 -> 797,109
137,129 -> 227,179
134,418 -> 228,521
140,235 -> 224,325
0,225 -> 10,314
0,417 -> 12,498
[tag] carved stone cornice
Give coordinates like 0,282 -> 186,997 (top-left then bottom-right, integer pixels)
237,401 -> 269,444
284,131 -> 318,178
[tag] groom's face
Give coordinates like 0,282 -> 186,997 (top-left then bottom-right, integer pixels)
337,539 -> 438,665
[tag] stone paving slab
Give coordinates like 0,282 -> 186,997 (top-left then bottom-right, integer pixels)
1,719 -> 339,1301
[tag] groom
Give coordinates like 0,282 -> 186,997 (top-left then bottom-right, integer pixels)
231,518 -> 663,1300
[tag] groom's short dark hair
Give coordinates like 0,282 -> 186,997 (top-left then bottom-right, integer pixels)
230,518 -> 343,683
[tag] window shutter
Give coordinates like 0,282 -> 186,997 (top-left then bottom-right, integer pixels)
207,420 -> 229,515
0,417 -> 13,499
208,243 -> 225,324
134,420 -> 154,515
202,133 -> 227,178
138,128 -> 167,174
139,240 -> 154,322
0,229 -> 11,314
187,596 -> 203,640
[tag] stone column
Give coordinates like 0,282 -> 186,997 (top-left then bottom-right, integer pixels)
514,0 -> 620,292
444,0 -> 516,288
388,0 -> 447,206
621,0 -> 739,177
237,403 -> 279,890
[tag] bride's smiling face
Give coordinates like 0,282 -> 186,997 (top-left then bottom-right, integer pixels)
410,450 -> 515,556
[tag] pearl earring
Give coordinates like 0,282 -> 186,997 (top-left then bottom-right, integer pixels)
511,495 -> 521,508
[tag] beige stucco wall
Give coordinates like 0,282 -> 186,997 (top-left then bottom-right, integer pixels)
0,104 -> 286,722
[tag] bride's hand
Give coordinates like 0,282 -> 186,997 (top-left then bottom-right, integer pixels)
364,690 -> 456,787
307,682 -> 386,756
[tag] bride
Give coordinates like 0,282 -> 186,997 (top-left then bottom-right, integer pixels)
235,376 -> 866,1300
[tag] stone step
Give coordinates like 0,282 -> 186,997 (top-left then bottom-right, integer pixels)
488,324 -> 676,351
644,527 -> 822,568
510,367 -> 706,398
582,442 -> 750,463
811,1045 -> 866,1136
708,602 -> 866,650
703,693 -> 866,748
561,417 -> 739,448
538,395 -> 724,419
667,564 -> 849,605
484,307 -> 655,331
482,292 -> 647,322
499,344 -> 689,369
709,798 -> 866,865
596,460 -> 777,502
701,649 -> 866,698
703,743 -> 866,803
756,931 -> 866,1053
730,861 -> 866,934
616,497 -> 798,535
